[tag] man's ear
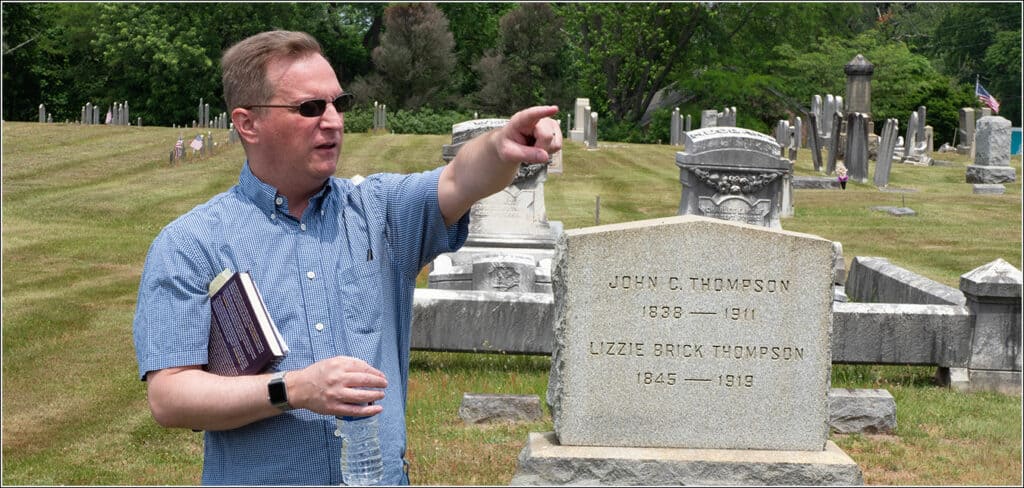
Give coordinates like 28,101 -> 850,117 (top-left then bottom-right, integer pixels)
232,107 -> 259,145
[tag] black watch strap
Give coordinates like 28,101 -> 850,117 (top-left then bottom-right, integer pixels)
268,371 -> 293,411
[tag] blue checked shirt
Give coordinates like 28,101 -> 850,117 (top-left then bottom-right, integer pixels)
133,162 -> 468,485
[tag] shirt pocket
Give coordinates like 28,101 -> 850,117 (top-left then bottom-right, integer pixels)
338,260 -> 384,337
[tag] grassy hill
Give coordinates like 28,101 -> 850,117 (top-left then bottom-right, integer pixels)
2,121 -> 1020,484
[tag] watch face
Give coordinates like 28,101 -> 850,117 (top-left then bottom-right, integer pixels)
269,374 -> 290,409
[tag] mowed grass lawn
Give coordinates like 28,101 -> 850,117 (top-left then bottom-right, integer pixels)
2,121 -> 1021,485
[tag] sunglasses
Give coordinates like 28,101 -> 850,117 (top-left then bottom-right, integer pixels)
244,92 -> 355,117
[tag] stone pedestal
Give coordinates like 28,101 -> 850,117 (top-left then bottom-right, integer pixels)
949,259 -> 1023,395
511,432 -> 863,486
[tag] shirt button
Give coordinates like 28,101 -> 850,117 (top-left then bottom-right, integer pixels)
306,271 -> 315,280
270,213 -> 276,220
334,429 -> 342,437
275,197 -> 284,206
315,323 -> 325,331
300,223 -> 307,231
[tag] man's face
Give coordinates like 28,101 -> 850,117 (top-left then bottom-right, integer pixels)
256,53 -> 344,191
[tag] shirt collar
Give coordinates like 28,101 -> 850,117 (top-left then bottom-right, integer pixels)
238,161 -> 336,217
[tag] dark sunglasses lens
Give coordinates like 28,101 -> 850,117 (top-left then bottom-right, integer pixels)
333,94 -> 354,113
298,100 -> 327,117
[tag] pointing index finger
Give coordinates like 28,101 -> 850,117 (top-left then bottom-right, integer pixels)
508,105 -> 559,136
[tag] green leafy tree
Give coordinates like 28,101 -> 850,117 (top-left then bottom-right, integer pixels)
472,3 -> 569,115
561,3 -> 714,122
438,3 -> 514,100
932,2 -> 1021,123
350,3 -> 457,110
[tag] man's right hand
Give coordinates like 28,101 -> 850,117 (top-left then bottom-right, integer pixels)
289,356 -> 387,417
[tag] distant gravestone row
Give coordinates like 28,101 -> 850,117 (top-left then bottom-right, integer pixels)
193,98 -> 229,129
76,101 -> 140,126
167,128 -> 238,166
668,107 -> 692,146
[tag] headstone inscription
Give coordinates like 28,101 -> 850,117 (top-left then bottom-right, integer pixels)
512,215 -> 862,485
676,127 -> 791,229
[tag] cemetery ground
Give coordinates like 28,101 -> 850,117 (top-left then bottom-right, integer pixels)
1,121 -> 1021,485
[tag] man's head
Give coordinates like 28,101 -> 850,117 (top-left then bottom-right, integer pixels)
222,31 -> 347,204
221,30 -> 323,111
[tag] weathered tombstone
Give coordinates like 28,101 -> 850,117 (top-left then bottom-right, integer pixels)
844,54 -> 873,116
792,117 -> 803,159
775,120 -> 791,157
684,113 -> 692,132
46,114 -> 52,124
670,107 -> 681,146
979,108 -> 993,119
844,113 -> 870,183
570,98 -> 589,142
957,107 -> 976,155
873,118 -> 899,187
197,98 -> 204,128
807,113 -> 824,172
700,109 -> 718,129
511,215 -> 862,485
92,105 -> 99,125
675,127 -> 791,229
826,110 -> 843,175
81,106 -> 87,125
124,101 -> 130,126
582,105 -> 592,144
901,111 -> 920,164
204,103 -> 210,128
38,104 -> 46,123
966,116 -> 1016,184
586,112 -> 598,150
85,103 -> 93,125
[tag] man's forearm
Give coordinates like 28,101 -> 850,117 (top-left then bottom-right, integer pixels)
438,106 -> 562,226
146,367 -> 280,431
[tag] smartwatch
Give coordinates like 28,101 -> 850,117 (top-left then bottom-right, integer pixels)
268,371 -> 293,411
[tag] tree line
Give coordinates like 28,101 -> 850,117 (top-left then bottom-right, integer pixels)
2,2 -> 1020,144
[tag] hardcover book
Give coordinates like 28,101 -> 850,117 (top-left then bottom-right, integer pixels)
206,268 -> 288,376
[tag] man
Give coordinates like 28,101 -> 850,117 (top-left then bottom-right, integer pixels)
133,30 -> 561,485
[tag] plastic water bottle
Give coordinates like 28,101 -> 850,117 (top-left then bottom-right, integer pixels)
338,413 -> 384,486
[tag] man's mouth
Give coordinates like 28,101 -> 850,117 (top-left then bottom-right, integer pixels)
315,142 -> 337,150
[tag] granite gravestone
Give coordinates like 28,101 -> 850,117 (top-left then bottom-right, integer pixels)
675,127 -> 792,229
512,216 -> 862,485
966,116 -> 1016,184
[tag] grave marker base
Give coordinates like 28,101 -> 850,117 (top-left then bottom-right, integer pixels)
511,432 -> 863,486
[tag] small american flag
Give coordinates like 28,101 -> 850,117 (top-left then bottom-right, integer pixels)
174,136 -> 185,158
976,80 -> 1000,113
189,134 -> 204,151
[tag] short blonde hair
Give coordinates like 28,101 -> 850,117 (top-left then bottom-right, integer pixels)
221,31 -> 323,111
